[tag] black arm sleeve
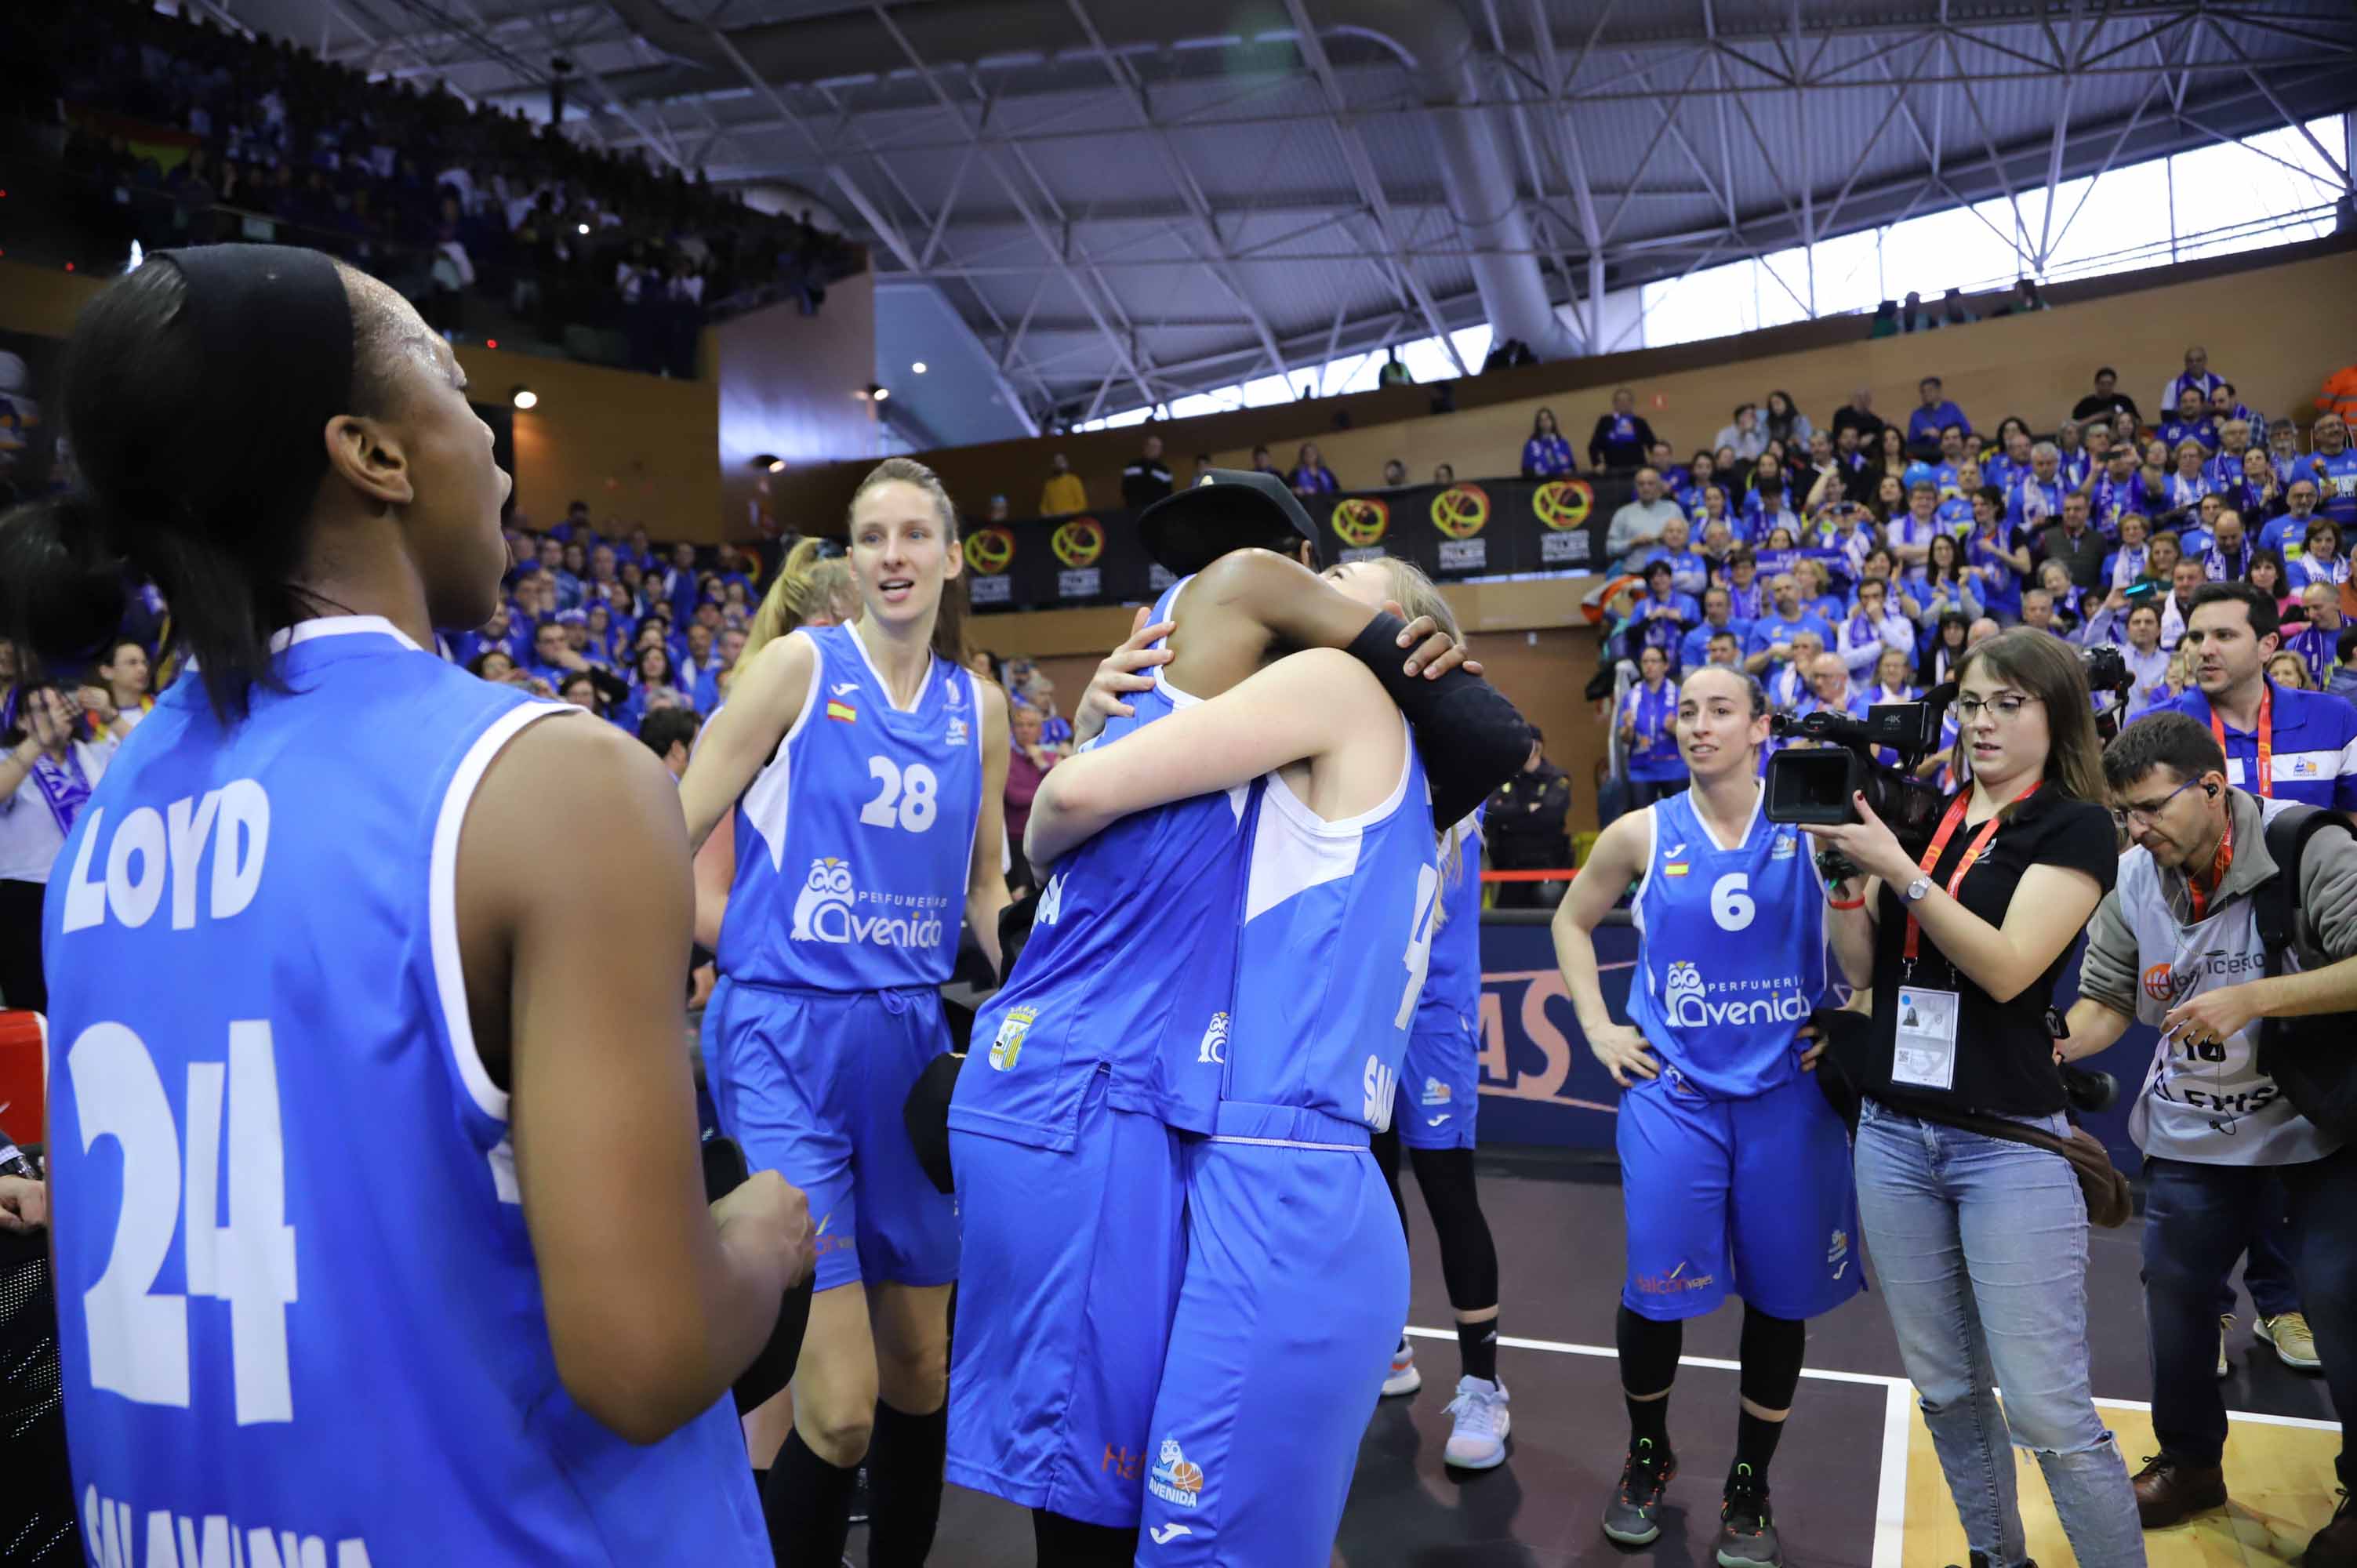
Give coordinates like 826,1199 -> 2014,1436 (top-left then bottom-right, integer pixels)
1344,612 -> 1532,828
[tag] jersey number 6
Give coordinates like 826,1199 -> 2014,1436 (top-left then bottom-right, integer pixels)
1710,871 -> 1756,932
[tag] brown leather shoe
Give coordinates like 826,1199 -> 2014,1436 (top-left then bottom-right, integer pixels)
2133,1453 -> 2228,1527
2305,1490 -> 2357,1567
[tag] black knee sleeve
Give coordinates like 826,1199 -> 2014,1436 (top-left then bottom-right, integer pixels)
1738,1307 -> 1807,1413
1407,1145 -> 1499,1311
1616,1305 -> 1683,1396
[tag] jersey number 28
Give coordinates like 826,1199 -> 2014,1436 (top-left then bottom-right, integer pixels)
860,757 -> 939,833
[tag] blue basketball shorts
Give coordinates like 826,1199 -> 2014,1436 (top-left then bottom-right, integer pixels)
1394,1015 -> 1479,1150
945,1069 -> 1187,1528
700,975 -> 961,1294
1617,1066 -> 1863,1323
1135,1104 -> 1408,1566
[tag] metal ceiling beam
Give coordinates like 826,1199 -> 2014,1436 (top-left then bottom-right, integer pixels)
1277,0 -> 1469,376
1062,0 -> 1291,379
2033,1 -> 2090,270
862,4 -> 1167,414
2203,16 -> 2354,190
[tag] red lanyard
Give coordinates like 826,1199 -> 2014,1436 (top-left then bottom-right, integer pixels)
2188,811 -> 2235,921
2211,683 -> 2271,797
1901,782 -> 2040,965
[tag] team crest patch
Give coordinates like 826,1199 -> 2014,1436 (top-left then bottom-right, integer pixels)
1149,1438 -> 1204,1509
946,717 -> 970,746
1772,833 -> 1797,859
1422,1077 -> 1452,1106
990,1007 -> 1037,1072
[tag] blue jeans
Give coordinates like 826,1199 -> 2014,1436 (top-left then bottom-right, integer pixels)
1854,1098 -> 2145,1568
2214,1171 -> 2301,1319
2148,1151 -> 2357,1485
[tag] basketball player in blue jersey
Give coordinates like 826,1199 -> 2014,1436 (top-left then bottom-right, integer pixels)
1023,554 -> 1455,1567
1554,662 -> 1861,1568
1375,804 -> 1510,1471
681,456 -> 1010,1567
9,248 -> 808,1564
949,474 -> 1524,1568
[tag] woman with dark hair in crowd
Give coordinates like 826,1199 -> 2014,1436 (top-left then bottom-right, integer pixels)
1875,425 -> 1911,488
558,670 -> 614,722
1523,408 -> 1575,478
1913,532 -> 1984,630
1807,630 -> 2141,1568
681,456 -> 1011,1566
0,247 -> 804,1562
468,647 -> 518,684
1926,611 -> 1974,686
2289,518 -> 2348,595
2249,550 -> 2294,617
1763,389 -> 1810,449
93,637 -> 156,734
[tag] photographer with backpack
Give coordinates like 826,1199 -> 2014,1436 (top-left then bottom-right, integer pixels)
2062,712 -> 2357,1563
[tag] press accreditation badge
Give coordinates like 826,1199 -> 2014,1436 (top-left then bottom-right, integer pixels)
1891,986 -> 1959,1091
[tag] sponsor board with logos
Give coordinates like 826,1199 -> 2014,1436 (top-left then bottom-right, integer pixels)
949,476 -> 1640,611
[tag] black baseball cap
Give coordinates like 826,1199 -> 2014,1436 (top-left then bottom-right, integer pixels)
1138,468 -> 1323,576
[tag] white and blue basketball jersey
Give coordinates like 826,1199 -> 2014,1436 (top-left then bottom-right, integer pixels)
1627,787 -> 1831,1098
719,621 -> 983,990
954,575 -> 1258,1147
1412,809 -> 1484,1040
42,617 -> 764,1566
1222,720 -> 1438,1132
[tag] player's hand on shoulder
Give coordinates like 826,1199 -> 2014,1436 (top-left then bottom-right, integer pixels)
713,1169 -> 815,1289
1076,605 -> 1174,742
1589,1022 -> 1659,1087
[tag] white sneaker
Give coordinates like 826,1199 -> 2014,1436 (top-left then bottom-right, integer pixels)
1443,1375 -> 1511,1469
1382,1338 -> 1422,1397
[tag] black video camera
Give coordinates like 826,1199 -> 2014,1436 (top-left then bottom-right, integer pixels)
1763,684 -> 1956,845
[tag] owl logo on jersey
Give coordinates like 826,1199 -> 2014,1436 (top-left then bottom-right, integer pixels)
1664,960 -> 1707,1027
790,857 -> 857,942
1149,1438 -> 1204,1508
1197,1011 -> 1229,1065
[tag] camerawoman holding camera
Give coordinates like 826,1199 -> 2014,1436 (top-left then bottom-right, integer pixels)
1803,629 -> 2145,1568
2061,713 -> 2357,1560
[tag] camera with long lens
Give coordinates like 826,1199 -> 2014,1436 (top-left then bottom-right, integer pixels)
1763,687 -> 1955,846
1764,644 -> 2141,840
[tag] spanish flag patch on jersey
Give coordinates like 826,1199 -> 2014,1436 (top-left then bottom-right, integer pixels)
826,699 -> 857,723
1664,862 -> 1690,877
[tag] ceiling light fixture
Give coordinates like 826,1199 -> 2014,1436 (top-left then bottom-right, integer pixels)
510,386 -> 538,409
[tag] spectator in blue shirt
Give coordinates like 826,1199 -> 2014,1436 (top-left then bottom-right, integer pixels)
2159,386 -> 2221,457
2208,417 -> 2261,492
1648,441 -> 1688,493
1288,441 -> 1340,496
2302,413 -> 2357,528
2162,581 -> 2357,811
1618,645 -> 1687,804
1906,376 -> 1970,456
1680,586 -> 1751,673
1524,408 -> 1578,477
2283,583 -> 2345,690
1743,572 -> 1834,678
2261,479 -> 2326,559
1622,561 -> 1699,666
2285,518 -> 2349,597
1643,514 -> 1710,598
1674,450 -> 1719,517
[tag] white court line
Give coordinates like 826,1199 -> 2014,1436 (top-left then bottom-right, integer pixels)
1401,1327 -> 2343,1566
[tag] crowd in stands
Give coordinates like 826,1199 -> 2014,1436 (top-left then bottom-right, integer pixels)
2,0 -> 864,372
1591,348 -> 2357,807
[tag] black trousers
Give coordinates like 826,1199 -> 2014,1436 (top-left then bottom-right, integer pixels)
0,878 -> 45,1015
